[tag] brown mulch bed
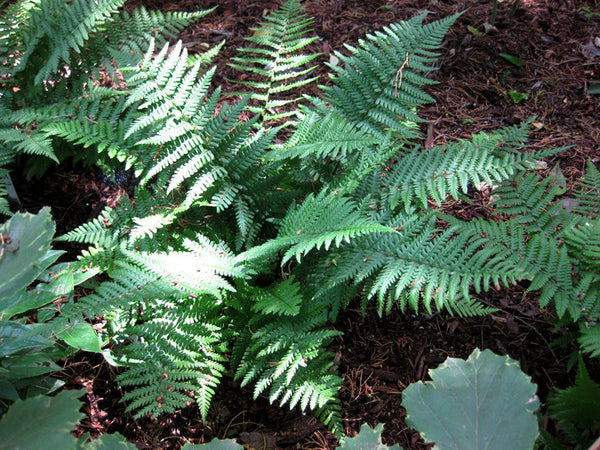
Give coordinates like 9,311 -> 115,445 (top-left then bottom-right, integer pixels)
11,0 -> 600,448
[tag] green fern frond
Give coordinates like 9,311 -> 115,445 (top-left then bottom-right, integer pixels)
232,293 -> 343,435
95,6 -> 213,71
74,259 -> 174,317
0,127 -> 57,161
321,12 -> 461,140
384,125 -> 553,210
124,235 -> 246,298
547,354 -> 600,447
447,206 -> 597,322
313,212 -> 525,316
443,294 -> 499,317
0,168 -> 12,216
18,0 -> 125,83
525,234 -> 582,318
42,94 -> 140,167
251,276 -> 304,316
443,214 -> 596,320
0,0 -> 39,58
117,300 -> 228,420
187,40 -> 226,69
483,167 -> 600,320
565,218 -> 600,272
492,172 -> 565,234
275,108 -> 380,161
573,159 -> 600,217
124,40 -> 259,208
244,189 -> 395,265
58,208 -> 119,248
578,323 -> 600,358
229,0 -> 320,125
443,216 -> 529,264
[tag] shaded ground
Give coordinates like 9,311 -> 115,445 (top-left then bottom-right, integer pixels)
13,0 -> 600,448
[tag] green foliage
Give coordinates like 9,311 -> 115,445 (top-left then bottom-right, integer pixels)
182,440 -> 243,449
338,423 -> 402,449
230,284 -> 343,435
546,354 -> 600,448
116,298 -> 230,420
0,389 -> 136,449
0,170 -> 11,216
0,389 -> 84,450
0,0 -> 212,173
320,12 -> 461,140
488,161 -> 600,329
0,209 -> 101,413
402,349 -> 540,450
2,0 -> 600,444
0,207 -> 54,304
229,0 -> 320,125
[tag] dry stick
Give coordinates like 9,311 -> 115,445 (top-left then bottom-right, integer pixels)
394,52 -> 410,97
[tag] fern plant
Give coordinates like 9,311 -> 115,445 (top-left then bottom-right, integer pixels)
229,0 -> 320,125
545,354 -> 600,448
0,0 -> 212,177
3,0 -> 600,444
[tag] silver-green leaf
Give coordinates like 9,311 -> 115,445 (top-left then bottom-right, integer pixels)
402,348 -> 539,450
338,423 -> 402,450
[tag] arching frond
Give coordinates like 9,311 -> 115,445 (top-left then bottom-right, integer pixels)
116,299 -> 228,420
243,189 -> 395,265
229,0 -> 320,125
321,12 -> 462,140
231,290 -> 343,436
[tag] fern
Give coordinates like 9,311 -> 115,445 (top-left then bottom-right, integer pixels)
0,168 -> 11,216
121,38 -> 299,250
0,0 -> 208,173
8,2 -> 599,441
243,189 -> 395,265
275,108 -> 381,161
17,0 -> 125,84
547,354 -> 600,447
0,0 -> 38,60
383,125 -> 557,210
565,217 -> 600,274
487,163 -> 600,321
229,0 -> 320,125
123,40 -> 253,203
0,125 -> 57,162
492,171 -> 566,234
230,285 -> 343,436
89,6 -> 215,79
579,322 -> 600,358
573,159 -> 600,217
320,12 -> 461,140
116,298 -> 229,420
307,211 -> 525,317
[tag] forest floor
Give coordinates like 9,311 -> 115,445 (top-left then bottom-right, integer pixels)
13,0 -> 600,448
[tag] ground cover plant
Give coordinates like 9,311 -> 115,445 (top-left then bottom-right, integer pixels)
1,0 -> 599,448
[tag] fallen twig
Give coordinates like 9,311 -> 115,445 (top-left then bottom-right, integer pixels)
394,52 -> 409,97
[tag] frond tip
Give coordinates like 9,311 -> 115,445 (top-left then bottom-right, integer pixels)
229,0 -> 320,124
